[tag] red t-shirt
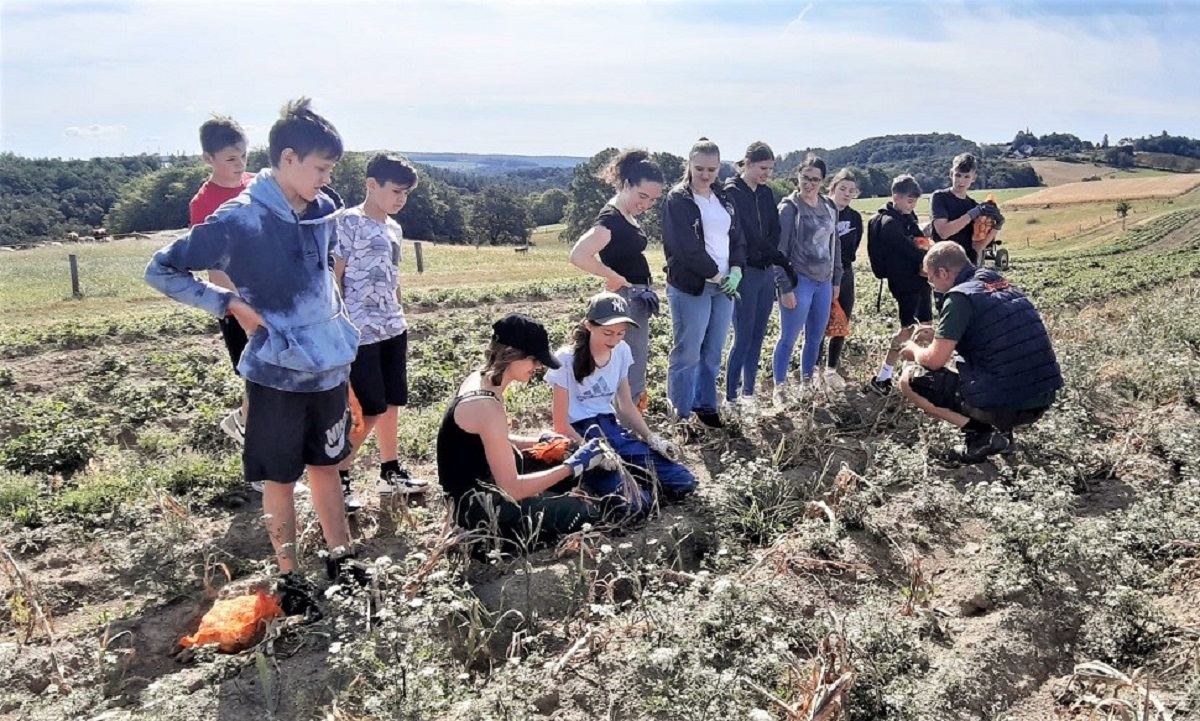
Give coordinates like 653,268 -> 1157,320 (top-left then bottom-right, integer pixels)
188,173 -> 255,227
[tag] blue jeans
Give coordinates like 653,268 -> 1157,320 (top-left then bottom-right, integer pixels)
725,266 -> 776,401
772,276 -> 833,382
667,283 -> 734,417
573,414 -> 697,512
615,285 -> 654,400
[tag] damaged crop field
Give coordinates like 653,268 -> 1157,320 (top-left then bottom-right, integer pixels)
2,193 -> 1200,720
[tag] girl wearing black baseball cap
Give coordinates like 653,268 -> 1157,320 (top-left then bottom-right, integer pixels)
435,313 -> 610,552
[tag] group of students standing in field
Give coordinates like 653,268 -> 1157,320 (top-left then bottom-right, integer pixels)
146,97 -> 1048,618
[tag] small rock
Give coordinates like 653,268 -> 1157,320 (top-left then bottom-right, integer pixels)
532,690 -> 560,715
959,593 -> 992,616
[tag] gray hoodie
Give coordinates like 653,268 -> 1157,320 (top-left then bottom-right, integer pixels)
774,192 -> 843,292
145,169 -> 358,393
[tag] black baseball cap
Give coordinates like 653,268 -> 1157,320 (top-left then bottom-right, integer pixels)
492,313 -> 561,369
586,292 -> 639,328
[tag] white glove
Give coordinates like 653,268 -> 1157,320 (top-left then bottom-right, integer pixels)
647,433 -> 678,460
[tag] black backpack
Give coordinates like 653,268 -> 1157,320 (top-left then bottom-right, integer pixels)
866,211 -> 889,280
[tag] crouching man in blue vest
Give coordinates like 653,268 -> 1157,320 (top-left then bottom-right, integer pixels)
897,241 -> 1063,463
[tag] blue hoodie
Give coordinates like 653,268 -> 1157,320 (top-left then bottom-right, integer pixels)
145,169 -> 359,393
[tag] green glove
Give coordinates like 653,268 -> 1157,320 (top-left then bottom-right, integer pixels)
720,267 -> 742,294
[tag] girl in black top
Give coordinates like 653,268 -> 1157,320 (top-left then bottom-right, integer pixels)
820,168 -> 863,391
723,141 -> 781,406
436,313 -> 609,553
570,150 -> 665,407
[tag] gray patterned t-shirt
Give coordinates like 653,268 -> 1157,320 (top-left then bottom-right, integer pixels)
333,207 -> 407,345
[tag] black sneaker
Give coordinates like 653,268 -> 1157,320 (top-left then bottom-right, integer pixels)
865,378 -> 893,397
324,550 -> 372,587
341,476 -> 363,514
376,467 -> 430,496
950,429 -> 1011,464
999,429 -> 1017,455
276,572 -> 323,621
693,410 -> 725,429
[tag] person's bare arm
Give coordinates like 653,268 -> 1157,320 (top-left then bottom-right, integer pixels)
551,386 -> 586,444
613,378 -> 654,440
900,337 -> 957,370
570,226 -> 629,291
461,400 -> 575,500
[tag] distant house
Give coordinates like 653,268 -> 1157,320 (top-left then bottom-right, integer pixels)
158,154 -> 172,168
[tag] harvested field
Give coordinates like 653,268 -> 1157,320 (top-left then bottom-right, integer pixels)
1028,159 -> 1163,186
1008,173 -> 1200,207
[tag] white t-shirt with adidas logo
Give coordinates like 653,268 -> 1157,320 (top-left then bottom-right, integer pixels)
546,342 -> 634,423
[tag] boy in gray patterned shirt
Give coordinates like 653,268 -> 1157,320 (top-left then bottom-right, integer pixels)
333,153 -> 429,509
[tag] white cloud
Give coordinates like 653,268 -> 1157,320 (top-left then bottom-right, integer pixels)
63,124 -> 127,139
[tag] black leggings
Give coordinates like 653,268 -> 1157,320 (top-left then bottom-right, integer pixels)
822,269 -> 855,369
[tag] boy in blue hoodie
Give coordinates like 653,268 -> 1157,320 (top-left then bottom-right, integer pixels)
145,98 -> 363,617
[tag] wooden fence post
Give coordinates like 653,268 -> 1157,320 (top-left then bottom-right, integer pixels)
69,254 -> 82,298
413,241 -> 425,274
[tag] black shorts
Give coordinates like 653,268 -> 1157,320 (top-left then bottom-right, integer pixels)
892,289 -> 933,325
908,367 -> 1051,431
219,317 -> 249,374
349,332 -> 408,417
243,381 -> 351,484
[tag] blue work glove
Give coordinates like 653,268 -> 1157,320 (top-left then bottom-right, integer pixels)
719,267 -> 742,294
628,286 -> 661,316
564,438 -> 606,477
980,203 -> 1005,229
966,205 -> 984,220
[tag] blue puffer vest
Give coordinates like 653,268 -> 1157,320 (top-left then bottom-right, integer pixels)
950,266 -> 1063,409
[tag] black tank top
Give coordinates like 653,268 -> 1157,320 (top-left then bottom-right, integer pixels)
436,389 -> 500,499
595,204 -> 652,285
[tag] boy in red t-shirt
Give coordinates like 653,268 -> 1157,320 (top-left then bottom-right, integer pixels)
188,116 -> 259,470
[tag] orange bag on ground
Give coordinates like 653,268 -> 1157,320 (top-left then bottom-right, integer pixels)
348,386 -> 369,448
180,589 -> 284,653
826,300 -> 850,338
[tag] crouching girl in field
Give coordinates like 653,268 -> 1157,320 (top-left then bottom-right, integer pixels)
547,293 -> 698,515
436,313 -> 611,554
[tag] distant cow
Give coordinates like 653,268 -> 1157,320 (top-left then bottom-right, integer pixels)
66,231 -> 81,242
92,227 -> 108,240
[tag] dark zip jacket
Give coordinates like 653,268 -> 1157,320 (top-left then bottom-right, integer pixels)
950,265 -> 1063,409
868,202 -> 928,293
723,176 -> 780,270
660,182 -> 747,296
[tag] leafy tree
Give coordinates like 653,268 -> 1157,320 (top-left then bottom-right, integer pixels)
467,185 -> 531,246
529,188 -> 569,226
1115,201 -> 1131,230
402,175 -> 467,242
105,164 -> 210,233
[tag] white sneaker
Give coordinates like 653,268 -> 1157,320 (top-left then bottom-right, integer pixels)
248,479 -> 310,495
772,385 -> 788,408
220,408 -> 246,445
738,395 -> 759,413
823,369 -> 847,392
377,468 -> 431,496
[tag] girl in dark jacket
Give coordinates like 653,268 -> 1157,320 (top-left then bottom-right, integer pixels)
723,142 -> 781,408
660,138 -> 746,429
819,168 -> 863,392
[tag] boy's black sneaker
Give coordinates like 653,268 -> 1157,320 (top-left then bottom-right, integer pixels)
324,550 -> 372,587
694,410 -> 725,429
865,378 -> 893,397
340,474 -> 363,514
949,429 -> 1011,464
377,466 -> 431,496
276,572 -> 323,621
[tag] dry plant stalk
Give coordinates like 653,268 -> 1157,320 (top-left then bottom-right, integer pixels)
1,549 -> 71,693
744,632 -> 856,720
403,527 -> 482,600
899,556 -> 934,617
1060,660 -> 1173,721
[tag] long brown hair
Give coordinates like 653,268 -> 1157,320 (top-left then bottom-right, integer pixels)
480,341 -> 529,386
568,324 -> 597,384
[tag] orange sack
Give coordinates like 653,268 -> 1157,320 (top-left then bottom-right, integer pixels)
522,437 -> 574,464
826,300 -> 850,338
180,589 -> 284,653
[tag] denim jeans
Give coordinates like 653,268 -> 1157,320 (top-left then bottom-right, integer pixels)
772,275 -> 833,382
572,414 -> 697,512
615,285 -> 654,400
667,283 -> 735,417
724,266 -> 776,401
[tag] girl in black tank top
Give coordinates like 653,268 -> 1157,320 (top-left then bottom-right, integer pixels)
435,314 -> 602,554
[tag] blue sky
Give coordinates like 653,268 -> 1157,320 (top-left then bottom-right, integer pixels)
2,0 -> 1198,160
